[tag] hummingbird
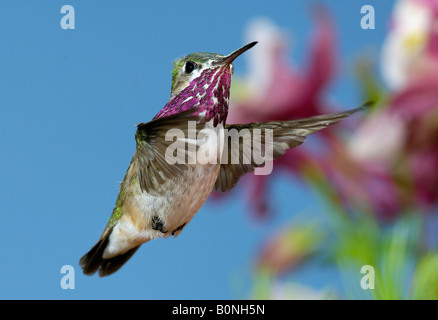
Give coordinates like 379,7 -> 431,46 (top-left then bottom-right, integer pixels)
80,41 -> 368,276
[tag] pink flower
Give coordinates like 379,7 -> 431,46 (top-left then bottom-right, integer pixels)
214,1 -> 438,220
342,0 -> 438,216
381,0 -> 438,90
229,7 -> 336,123
215,9 -> 340,218
335,74 -> 438,217
389,78 -> 438,209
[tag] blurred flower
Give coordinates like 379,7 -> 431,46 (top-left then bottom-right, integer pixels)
219,1 -> 438,221
321,153 -> 404,219
347,110 -> 406,164
381,0 -> 437,90
331,0 -> 438,217
221,8 -> 339,218
256,221 -> 324,275
229,7 -> 336,123
218,2 -> 438,219
241,1 -> 438,300
393,81 -> 438,208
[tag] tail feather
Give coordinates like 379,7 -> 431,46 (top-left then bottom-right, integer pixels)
79,228 -> 140,277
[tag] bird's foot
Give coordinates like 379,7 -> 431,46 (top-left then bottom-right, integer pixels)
152,215 -> 168,234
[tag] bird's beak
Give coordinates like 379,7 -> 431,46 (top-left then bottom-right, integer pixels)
212,41 -> 258,66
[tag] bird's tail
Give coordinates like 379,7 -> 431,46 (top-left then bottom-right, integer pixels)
79,228 -> 140,277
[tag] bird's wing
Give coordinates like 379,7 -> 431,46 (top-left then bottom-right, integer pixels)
135,109 -> 205,195
214,104 -> 369,192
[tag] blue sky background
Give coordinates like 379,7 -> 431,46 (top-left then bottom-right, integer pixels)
0,1 -> 395,299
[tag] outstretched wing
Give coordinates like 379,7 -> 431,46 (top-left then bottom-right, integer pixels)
214,104 -> 369,192
134,109 -> 205,195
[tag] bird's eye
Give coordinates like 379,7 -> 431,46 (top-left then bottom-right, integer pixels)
185,61 -> 196,74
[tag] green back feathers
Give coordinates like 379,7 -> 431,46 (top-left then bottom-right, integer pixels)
171,59 -> 185,93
